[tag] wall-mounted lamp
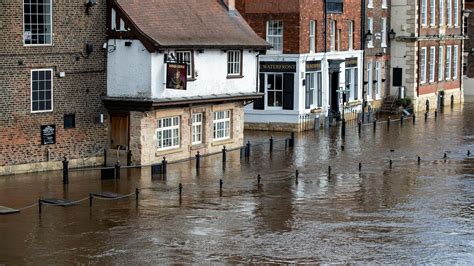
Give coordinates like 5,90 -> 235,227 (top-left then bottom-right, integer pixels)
365,30 -> 373,42
389,29 -> 396,41
85,0 -> 97,15
463,10 -> 472,18
124,41 -> 132,47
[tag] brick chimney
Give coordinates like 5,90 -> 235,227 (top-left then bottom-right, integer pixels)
223,0 -> 235,11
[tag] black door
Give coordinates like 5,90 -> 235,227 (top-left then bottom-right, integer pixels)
330,71 -> 340,116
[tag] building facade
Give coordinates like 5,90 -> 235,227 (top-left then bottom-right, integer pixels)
236,0 -> 364,131
0,0 -> 108,175
104,0 -> 269,165
463,0 -> 474,98
391,0 -> 464,112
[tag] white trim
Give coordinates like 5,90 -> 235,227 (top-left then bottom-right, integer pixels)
445,45 -> 452,80
381,17 -> 387,47
191,113 -> 203,145
453,45 -> 458,79
30,68 -> 54,114
439,0 -> 445,26
157,116 -> 181,151
420,47 -> 427,84
421,0 -> 428,26
213,110 -> 231,141
23,0 -> 53,46
430,0 -> 436,26
227,50 -> 242,76
429,46 -> 436,82
438,46 -> 444,81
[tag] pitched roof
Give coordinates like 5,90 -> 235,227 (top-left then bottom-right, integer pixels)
114,0 -> 270,49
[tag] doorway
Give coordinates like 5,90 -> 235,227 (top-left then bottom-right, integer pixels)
110,115 -> 129,149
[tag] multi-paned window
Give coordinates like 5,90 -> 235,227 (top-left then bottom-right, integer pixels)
439,0 -> 445,26
453,45 -> 458,79
430,0 -> 436,26
381,18 -> 387,47
420,47 -> 427,84
176,51 -> 193,78
315,72 -> 323,107
367,18 -> 374,48
191,113 -> 203,145
447,0 -> 452,26
267,73 -> 283,107
305,72 -> 315,109
330,20 -> 336,51
23,0 -> 53,45
267,20 -> 283,53
348,21 -> 354,50
309,20 -> 316,53
454,0 -> 459,26
345,67 -> 358,101
367,62 -> 373,99
421,0 -> 428,26
439,46 -> 444,81
213,110 -> 231,141
375,61 -> 382,99
157,116 -> 180,150
227,50 -> 242,76
446,46 -> 452,80
429,47 -> 436,82
31,69 -> 53,112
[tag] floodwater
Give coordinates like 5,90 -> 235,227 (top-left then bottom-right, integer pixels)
1,104 -> 473,264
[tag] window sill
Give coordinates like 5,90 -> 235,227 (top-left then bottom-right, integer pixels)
31,110 -> 53,114
227,75 -> 244,79
188,78 -> 197,82
190,143 -> 206,150
211,138 -> 233,147
156,147 -> 185,156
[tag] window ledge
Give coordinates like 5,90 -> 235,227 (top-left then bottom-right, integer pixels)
211,138 -> 233,147
190,143 -> 206,150
31,110 -> 53,114
227,75 -> 244,79
155,147 -> 185,156
188,78 -> 197,82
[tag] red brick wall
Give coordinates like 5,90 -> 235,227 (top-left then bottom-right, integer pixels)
0,1 -> 108,166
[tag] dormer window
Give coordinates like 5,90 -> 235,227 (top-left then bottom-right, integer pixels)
23,0 -> 53,45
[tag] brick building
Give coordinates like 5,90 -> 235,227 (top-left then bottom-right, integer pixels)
236,0 -> 364,131
391,0 -> 465,112
0,0 -> 108,175
463,0 -> 474,97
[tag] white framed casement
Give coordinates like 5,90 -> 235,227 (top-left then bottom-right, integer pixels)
368,0 -> 373,8
420,47 -> 427,84
191,113 -> 203,145
446,46 -> 452,80
430,0 -> 436,26
381,18 -> 387,47
305,72 -> 315,109
421,0 -> 428,26
157,116 -> 180,150
454,0 -> 459,27
453,45 -> 458,79
367,61 -> 373,100
227,50 -> 242,76
367,18 -> 374,48
330,20 -> 336,51
213,110 -> 231,141
345,67 -> 358,101
265,73 -> 284,108
348,20 -> 354,50
309,20 -> 316,53
375,61 -> 381,99
266,20 -> 283,53
316,71 -> 323,107
176,51 -> 194,79
31,69 -> 53,113
439,0 -> 445,26
438,46 -> 444,81
382,0 -> 387,9
429,47 -> 436,82
23,0 -> 53,46
447,0 -> 452,26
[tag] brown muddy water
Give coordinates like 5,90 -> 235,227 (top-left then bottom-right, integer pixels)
0,104 -> 473,264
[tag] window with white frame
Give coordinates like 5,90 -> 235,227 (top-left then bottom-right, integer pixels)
453,45 -> 458,79
454,0 -> 459,26
345,67 -> 358,101
227,50 -> 242,76
447,0 -> 452,26
439,0 -> 445,26
348,21 -> 354,50
368,0 -> 373,8
422,0 -> 428,26
420,47 -> 427,84
330,20 -> 336,51
191,113 -> 203,145
439,46 -> 444,80
213,110 -> 231,141
31,69 -> 53,112
367,62 -> 373,99
367,18 -> 374,48
430,0 -> 436,26
381,18 -> 387,47
23,0 -> 52,45
446,46 -> 452,80
157,116 -> 180,150
176,51 -> 193,78
429,47 -> 436,82
305,72 -> 315,109
309,20 -> 316,53
267,20 -> 283,53
382,0 -> 387,8
375,61 -> 382,99
316,71 -> 323,107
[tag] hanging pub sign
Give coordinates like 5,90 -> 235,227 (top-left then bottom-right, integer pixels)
345,58 -> 358,68
166,63 -> 187,90
260,61 -> 296,73
41,125 -> 56,145
305,60 -> 322,72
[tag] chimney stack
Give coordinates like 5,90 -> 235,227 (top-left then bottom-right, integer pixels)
223,0 -> 235,11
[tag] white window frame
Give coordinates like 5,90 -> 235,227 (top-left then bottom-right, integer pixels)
31,69 -> 54,113
381,18 -> 387,47
422,0 -> 428,26
453,45 -> 458,79
367,18 -> 374,48
348,20 -> 354,50
368,0 -> 373,8
429,47 -> 436,82
446,45 -> 452,80
227,50 -> 242,76
420,47 -> 427,84
191,113 -> 203,145
375,61 -> 382,99
430,0 -> 436,26
439,0 -> 445,26
23,0 -> 53,46
309,20 -> 316,53
345,67 -> 358,101
157,116 -> 180,151
330,20 -> 336,51
439,46 -> 444,81
382,0 -> 387,9
447,0 -> 452,26
176,51 -> 193,79
367,61 -> 373,100
454,0 -> 459,27
213,110 -> 231,141
266,20 -> 283,54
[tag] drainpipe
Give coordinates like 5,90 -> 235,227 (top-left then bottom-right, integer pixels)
324,0 -> 327,54
416,1 -> 421,99
361,0 -> 366,109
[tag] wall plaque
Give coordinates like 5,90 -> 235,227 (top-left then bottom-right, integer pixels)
41,125 -> 56,145
166,63 -> 187,90
260,62 -> 297,73
306,60 -> 322,72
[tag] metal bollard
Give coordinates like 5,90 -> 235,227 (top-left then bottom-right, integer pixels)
328,166 -> 332,176
451,95 -> 454,108
135,188 -> 140,201
373,119 -> 377,131
443,153 -> 447,159
127,150 -> 132,166
400,116 -> 404,126
179,183 -> 183,197
257,174 -> 261,185
38,199 -> 42,214
222,146 -> 227,163
435,110 -> 438,119
425,112 -> 428,121
295,170 -> 299,184
219,179 -> 223,195
389,160 -> 393,168
196,151 -> 201,169
115,161 -> 121,179
418,156 -> 421,165
387,116 -> 391,129
269,136 -> 274,152
89,193 -> 93,207
290,132 -> 295,147
468,150 -> 471,156
246,141 -> 251,157
413,115 -> 416,124
359,162 -> 362,171
358,121 -> 362,135
161,157 -> 167,175
103,149 -> 107,167
62,157 -> 69,185
341,119 -> 346,137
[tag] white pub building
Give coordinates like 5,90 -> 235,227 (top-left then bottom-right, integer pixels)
103,0 -> 269,165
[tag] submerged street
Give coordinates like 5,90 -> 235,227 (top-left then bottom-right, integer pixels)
0,104 -> 473,264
